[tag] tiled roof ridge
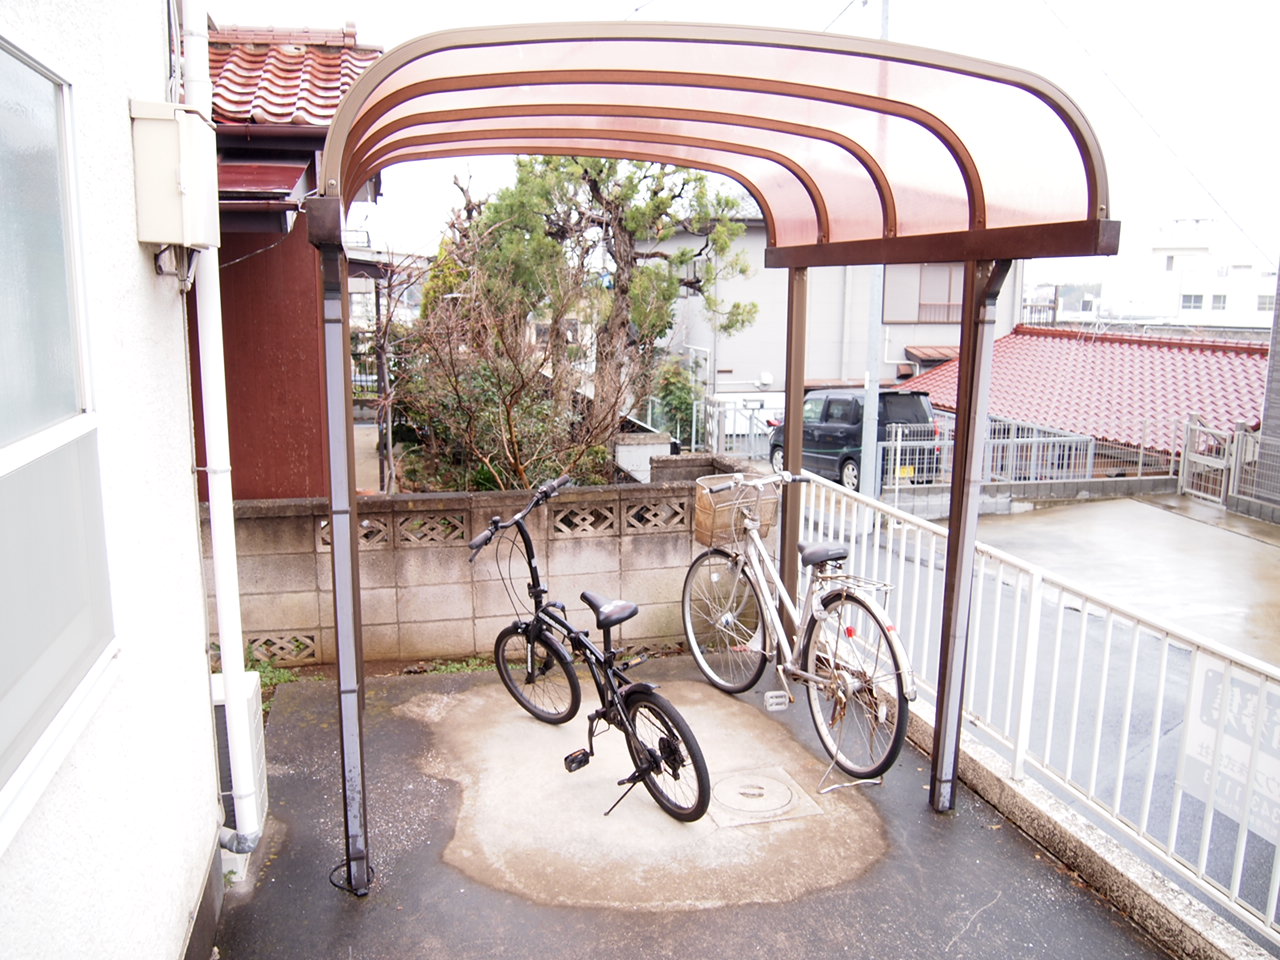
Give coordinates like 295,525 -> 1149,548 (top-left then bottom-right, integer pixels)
207,23 -> 382,127
210,23 -> 375,51
1012,324 -> 1269,356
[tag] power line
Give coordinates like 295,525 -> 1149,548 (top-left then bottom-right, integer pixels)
823,0 -> 866,32
1037,0 -> 1275,268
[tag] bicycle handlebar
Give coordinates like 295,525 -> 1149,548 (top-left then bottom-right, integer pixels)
467,475 -> 575,561
706,471 -> 809,495
543,474 -> 574,495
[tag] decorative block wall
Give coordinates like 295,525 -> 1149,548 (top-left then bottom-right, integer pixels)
200,467 -> 734,665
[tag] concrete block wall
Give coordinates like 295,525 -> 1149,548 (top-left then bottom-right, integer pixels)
201,472 -> 744,665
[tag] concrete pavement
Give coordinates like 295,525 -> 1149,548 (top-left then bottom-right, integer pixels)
215,655 -> 1173,960
976,494 -> 1280,666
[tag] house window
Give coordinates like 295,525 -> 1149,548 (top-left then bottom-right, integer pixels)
1165,255 -> 1174,271
917,263 -> 962,323
0,42 -> 113,805
1181,294 -> 1203,310
1211,295 -> 1227,311
1259,295 -> 1276,312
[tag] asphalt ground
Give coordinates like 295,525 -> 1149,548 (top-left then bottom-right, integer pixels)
214,654 -> 1172,960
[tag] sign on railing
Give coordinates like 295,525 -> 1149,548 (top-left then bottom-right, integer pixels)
1183,659 -> 1280,845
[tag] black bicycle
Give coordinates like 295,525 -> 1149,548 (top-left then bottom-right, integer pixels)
468,476 -> 710,822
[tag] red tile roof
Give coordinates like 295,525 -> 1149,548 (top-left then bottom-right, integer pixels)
902,325 -> 1269,453
208,24 -> 381,126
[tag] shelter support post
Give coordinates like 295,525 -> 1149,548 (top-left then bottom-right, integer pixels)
780,266 -> 808,617
308,198 -> 372,894
929,258 -> 1011,812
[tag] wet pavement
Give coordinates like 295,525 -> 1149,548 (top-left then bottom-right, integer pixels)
976,494 -> 1280,666
215,655 -> 1173,960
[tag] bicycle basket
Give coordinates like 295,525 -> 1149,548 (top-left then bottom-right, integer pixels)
694,474 -> 781,547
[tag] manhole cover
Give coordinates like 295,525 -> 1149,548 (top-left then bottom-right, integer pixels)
714,772 -> 795,814
708,766 -> 822,828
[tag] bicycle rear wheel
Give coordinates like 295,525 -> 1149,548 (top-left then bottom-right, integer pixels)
624,690 -> 710,822
494,625 -> 581,724
681,548 -> 769,693
800,590 -> 908,779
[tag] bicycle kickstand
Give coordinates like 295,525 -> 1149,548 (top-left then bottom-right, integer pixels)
603,765 -> 648,816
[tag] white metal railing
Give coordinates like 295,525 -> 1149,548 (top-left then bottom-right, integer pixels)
641,396 -> 707,451
1232,431 -> 1280,509
793,473 -> 1280,948
918,413 -> 1180,488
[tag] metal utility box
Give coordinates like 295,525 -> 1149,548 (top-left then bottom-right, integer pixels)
130,100 -> 219,249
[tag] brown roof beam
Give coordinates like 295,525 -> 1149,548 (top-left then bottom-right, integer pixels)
765,219 -> 1120,268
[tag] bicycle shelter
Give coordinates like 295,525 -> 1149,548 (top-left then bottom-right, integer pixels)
304,22 -> 1119,892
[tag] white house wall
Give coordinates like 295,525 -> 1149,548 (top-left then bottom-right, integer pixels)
664,223 -> 1021,406
0,5 -> 220,959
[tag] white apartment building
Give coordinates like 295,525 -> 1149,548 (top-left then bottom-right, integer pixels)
662,219 -> 1023,417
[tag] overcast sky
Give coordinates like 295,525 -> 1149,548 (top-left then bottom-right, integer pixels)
206,0 -> 1280,282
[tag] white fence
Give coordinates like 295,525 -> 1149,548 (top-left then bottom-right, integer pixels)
912,414 -> 1181,487
1232,431 -> 1280,512
794,473 -> 1280,949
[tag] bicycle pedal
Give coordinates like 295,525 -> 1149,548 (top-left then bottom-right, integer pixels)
764,690 -> 791,712
564,749 -> 591,772
619,653 -> 650,671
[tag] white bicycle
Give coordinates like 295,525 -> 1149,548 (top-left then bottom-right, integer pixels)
681,472 -> 917,781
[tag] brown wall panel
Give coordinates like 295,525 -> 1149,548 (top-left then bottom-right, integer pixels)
190,213 -> 329,500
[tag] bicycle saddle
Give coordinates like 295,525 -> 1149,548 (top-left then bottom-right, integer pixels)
797,541 -> 848,567
580,591 -> 638,630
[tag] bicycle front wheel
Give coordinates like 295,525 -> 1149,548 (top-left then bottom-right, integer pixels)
681,548 -> 769,693
625,690 -> 710,822
494,625 -> 581,724
800,591 -> 908,779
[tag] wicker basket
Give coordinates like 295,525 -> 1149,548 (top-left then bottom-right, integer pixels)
694,474 -> 781,547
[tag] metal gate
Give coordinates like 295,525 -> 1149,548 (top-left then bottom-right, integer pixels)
1179,419 -> 1233,503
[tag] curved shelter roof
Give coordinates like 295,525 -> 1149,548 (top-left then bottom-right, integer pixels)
308,26 -> 1124,874
317,21 -> 1118,267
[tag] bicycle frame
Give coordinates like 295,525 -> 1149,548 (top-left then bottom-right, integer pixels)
727,492 -> 917,704
533,602 -> 646,712
476,477 -> 711,821
732,522 -> 825,693
480,494 -> 656,755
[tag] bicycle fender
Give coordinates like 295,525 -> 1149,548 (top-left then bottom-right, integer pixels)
620,681 -> 658,701
820,589 -> 917,702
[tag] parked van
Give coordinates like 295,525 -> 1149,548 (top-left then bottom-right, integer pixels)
768,387 -> 940,490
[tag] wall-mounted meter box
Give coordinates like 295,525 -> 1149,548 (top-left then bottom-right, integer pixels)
130,100 -> 219,250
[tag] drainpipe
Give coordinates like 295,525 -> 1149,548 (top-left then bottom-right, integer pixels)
182,0 -> 262,851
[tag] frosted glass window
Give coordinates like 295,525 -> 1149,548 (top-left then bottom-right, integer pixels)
0,42 -> 112,798
0,45 -> 80,447
0,434 -> 113,789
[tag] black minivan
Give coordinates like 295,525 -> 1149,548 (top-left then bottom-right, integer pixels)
768,387 -> 940,491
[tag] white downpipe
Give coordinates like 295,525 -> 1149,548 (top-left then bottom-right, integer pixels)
182,0 -> 262,849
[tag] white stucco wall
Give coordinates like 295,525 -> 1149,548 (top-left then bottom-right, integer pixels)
0,5 -> 220,959
664,222 -> 1023,397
